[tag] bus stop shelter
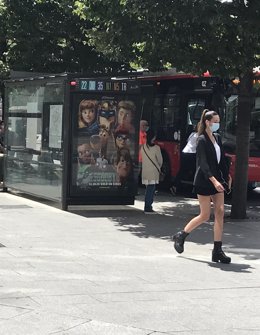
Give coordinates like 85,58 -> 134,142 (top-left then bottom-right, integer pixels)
3,74 -> 140,210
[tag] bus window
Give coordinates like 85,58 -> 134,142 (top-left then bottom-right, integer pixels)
152,95 -> 161,128
154,94 -> 180,141
163,94 -> 180,125
225,95 -> 238,136
222,95 -> 238,154
184,97 -> 207,140
187,98 -> 207,127
223,94 -> 260,155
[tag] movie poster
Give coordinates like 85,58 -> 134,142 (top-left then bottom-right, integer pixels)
72,96 -> 137,193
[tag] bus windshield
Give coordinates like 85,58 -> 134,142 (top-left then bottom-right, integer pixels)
223,94 -> 260,156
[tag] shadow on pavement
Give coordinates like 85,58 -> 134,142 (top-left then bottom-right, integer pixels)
71,191 -> 260,262
179,256 -> 254,273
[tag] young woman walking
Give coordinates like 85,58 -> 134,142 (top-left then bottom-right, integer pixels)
172,110 -> 232,263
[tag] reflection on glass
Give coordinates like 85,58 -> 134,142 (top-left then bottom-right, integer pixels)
5,83 -> 64,201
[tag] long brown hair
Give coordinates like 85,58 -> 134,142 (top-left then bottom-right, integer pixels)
197,109 -> 218,136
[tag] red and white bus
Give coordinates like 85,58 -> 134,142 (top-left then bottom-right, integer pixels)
222,74 -> 260,190
136,70 -> 260,191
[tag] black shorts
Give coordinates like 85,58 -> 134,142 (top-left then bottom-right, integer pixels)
193,186 -> 219,196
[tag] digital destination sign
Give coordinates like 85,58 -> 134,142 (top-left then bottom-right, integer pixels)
70,79 -> 139,93
80,80 -> 127,92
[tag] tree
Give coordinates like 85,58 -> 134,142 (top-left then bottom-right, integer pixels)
0,0 -> 128,76
0,1 -> 8,78
76,0 -> 260,218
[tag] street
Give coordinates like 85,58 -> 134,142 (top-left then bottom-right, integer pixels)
0,190 -> 260,334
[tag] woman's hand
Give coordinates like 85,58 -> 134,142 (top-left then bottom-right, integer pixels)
214,181 -> 225,193
210,176 -> 225,193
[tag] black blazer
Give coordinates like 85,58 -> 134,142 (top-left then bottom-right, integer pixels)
193,132 -> 229,191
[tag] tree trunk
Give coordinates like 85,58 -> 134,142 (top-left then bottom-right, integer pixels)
230,71 -> 253,219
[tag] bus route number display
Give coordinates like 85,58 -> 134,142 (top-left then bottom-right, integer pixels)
79,80 -> 127,92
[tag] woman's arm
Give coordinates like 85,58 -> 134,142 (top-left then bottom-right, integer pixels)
209,176 -> 225,192
197,137 -> 224,192
196,137 -> 213,179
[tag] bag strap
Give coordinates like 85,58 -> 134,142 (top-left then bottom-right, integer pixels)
142,145 -> 161,173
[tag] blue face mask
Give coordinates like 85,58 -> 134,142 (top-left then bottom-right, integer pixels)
210,123 -> 220,132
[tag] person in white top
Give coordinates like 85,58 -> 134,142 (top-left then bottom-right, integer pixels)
182,131 -> 198,153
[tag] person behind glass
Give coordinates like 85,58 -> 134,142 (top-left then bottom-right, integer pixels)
172,110 -> 232,263
141,129 -> 163,214
170,124 -> 198,195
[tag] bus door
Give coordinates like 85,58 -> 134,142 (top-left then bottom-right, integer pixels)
151,93 -> 181,185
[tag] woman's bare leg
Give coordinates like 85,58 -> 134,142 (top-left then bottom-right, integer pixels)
173,194 -> 212,254
210,192 -> 225,241
210,192 -> 231,263
184,195 -> 212,233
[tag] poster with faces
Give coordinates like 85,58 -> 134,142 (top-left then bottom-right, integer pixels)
73,98 -> 137,191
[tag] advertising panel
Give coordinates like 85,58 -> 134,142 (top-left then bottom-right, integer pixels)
69,78 -> 140,199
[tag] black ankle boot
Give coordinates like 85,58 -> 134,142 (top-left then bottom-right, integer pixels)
172,230 -> 189,254
212,241 -> 231,264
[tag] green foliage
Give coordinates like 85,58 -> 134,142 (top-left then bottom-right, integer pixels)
75,0 -> 260,76
0,1 -> 8,78
0,0 -> 128,76
2,0 -> 260,77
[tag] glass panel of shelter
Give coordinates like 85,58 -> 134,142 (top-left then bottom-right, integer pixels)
5,83 -> 64,201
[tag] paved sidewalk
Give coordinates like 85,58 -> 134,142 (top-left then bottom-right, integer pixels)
0,191 -> 260,334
